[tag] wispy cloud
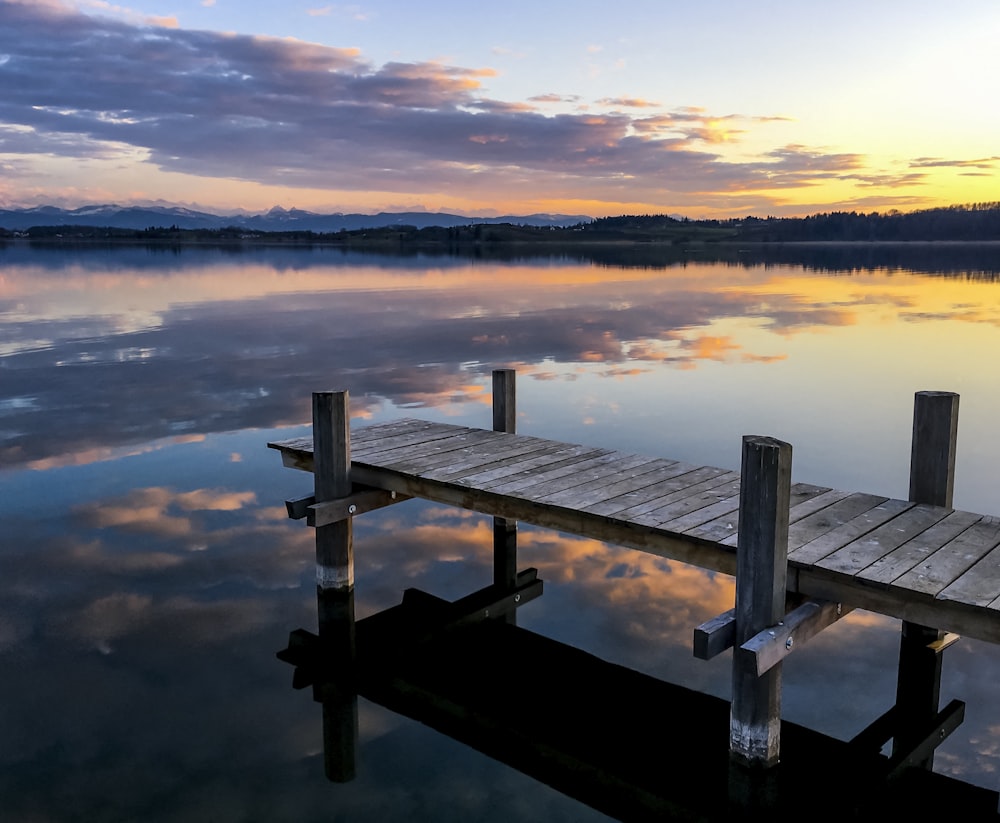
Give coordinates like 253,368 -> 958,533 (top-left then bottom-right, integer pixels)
910,156 -> 1000,169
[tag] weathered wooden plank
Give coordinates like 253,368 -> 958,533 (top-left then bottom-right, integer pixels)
518,453 -> 663,506
785,493 -> 889,552
720,487 -> 852,547
532,455 -> 672,507
892,518 -> 1000,596
615,468 -> 737,521
665,492 -> 741,534
475,444 -> 613,492
487,449 -> 631,497
856,510 -> 983,586
790,498 -> 915,566
365,428 -> 502,472
632,475 -> 741,529
690,482 -> 831,543
813,504 -> 953,577
581,460 -> 699,516
402,432 -> 544,480
351,417 -> 447,443
450,441 -> 598,487
350,421 -> 467,456
423,435 -> 562,481
937,542 -> 1000,608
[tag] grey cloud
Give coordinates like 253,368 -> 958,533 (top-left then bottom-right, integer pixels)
0,3 -> 873,201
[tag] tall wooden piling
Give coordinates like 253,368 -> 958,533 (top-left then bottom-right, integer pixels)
492,369 -> 518,594
313,391 -> 353,590
312,390 -> 358,781
895,391 -> 960,767
730,435 -> 792,769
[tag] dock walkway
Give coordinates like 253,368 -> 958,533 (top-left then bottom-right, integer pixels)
269,415 -> 1000,645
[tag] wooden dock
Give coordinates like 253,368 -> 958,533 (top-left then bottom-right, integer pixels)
270,415 -> 1000,645
268,372 -> 998,779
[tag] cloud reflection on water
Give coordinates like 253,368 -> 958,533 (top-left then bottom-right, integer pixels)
3,246 -> 1000,818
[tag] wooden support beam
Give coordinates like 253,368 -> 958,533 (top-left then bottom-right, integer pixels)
309,488 -> 411,527
886,698 -> 965,779
401,568 -> 542,636
286,494 -> 316,520
730,434 -> 792,769
693,593 -> 808,661
895,390 -> 960,768
313,391 -> 354,591
287,487 -> 411,524
741,600 -> 853,676
693,608 -> 735,661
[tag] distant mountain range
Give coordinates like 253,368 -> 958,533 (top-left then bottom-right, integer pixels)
0,204 -> 592,232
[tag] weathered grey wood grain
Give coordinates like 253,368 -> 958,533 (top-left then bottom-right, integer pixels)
720,487 -> 851,547
450,441 -> 599,487
476,445 -> 614,492
813,504 -> 953,577
791,498 -> 914,566
615,468 -> 736,520
938,543 -> 1000,607
532,455 -> 669,507
351,421 -> 469,456
581,460 -> 698,516
857,510 -> 982,586
373,429 -> 505,473
786,492 -> 889,551
730,435 -> 791,768
419,435 -> 556,481
486,449 -> 626,496
312,391 -> 353,590
893,518 -> 1000,596
691,482 -> 830,543
658,489 -> 741,532
633,475 -> 742,528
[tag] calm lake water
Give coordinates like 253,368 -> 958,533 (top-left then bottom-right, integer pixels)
2,242 -> 1000,820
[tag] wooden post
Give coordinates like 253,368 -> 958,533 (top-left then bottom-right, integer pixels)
730,435 -> 792,769
492,368 -> 516,437
492,370 -> 517,625
894,391 -> 959,768
312,391 -> 357,781
313,391 -> 353,590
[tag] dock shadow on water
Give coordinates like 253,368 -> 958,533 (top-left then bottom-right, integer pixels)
278,579 -> 999,822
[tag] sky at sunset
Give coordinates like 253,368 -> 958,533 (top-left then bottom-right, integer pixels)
1,0 -> 998,218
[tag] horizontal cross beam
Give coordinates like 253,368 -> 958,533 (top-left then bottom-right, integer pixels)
694,597 -> 852,672
284,485 -> 412,525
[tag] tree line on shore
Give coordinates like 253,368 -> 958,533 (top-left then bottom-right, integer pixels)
3,202 -> 999,245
